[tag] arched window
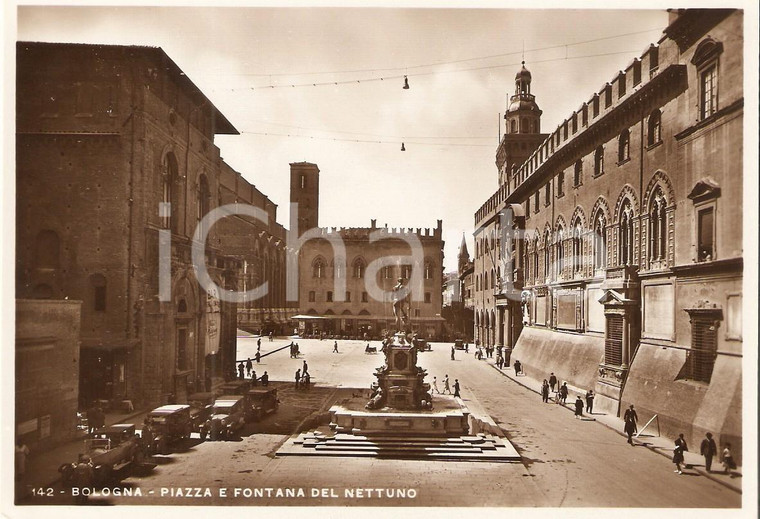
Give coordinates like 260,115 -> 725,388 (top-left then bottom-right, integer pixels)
197,174 -> 210,236
544,233 -> 551,279
619,201 -> 634,266
510,119 -> 517,133
649,188 -> 667,264
557,171 -> 565,196
333,258 -> 345,278
424,261 -> 434,280
594,213 -> 607,270
618,129 -> 630,163
572,221 -> 582,274
647,109 -> 662,146
574,159 -> 582,187
353,258 -> 366,278
35,230 -> 60,269
90,274 -> 107,312
162,152 -> 180,231
594,146 -> 604,176
556,227 -> 565,277
533,236 -> 539,284
312,258 -> 325,278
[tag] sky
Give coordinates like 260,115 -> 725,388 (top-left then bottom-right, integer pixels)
14,4 -> 671,271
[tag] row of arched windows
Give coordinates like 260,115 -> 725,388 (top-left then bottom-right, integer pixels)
522,179 -> 673,285
312,257 -> 436,280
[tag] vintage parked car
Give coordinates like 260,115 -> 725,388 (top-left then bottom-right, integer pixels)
187,392 -> 215,433
246,387 -> 278,422
59,424 -> 145,487
454,339 -> 465,350
216,379 -> 252,396
143,404 -> 192,454
201,395 -> 247,440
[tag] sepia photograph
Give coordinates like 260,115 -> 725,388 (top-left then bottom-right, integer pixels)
3,0 -> 757,516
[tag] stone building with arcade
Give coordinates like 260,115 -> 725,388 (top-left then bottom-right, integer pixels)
16,42 -> 293,423
291,163 -> 445,339
473,9 -> 743,458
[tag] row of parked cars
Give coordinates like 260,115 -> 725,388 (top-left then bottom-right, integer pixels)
59,382 -> 278,488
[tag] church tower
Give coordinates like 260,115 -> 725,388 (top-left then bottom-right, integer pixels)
496,62 -> 549,187
458,233 -> 471,278
289,162 -> 320,237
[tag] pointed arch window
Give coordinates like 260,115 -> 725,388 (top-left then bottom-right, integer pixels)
424,261 -> 434,280
544,233 -> 551,279
162,153 -> 180,231
353,258 -> 366,278
572,221 -> 582,274
619,201 -> 634,266
556,227 -> 565,278
594,213 -> 607,270
197,174 -> 210,237
533,237 -> 539,284
312,258 -> 325,278
649,189 -> 667,265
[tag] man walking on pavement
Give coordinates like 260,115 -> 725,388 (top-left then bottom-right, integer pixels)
303,360 -> 308,375
549,372 -> 557,393
453,379 -> 461,398
443,374 -> 451,395
432,376 -> 440,394
295,369 -> 301,390
623,404 -> 638,444
585,390 -> 595,414
700,432 -> 718,472
333,341 -> 339,353
246,357 -> 253,378
559,382 -> 568,404
451,346 -> 455,361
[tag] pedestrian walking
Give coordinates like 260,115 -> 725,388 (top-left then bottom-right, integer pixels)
559,382 -> 568,403
700,432 -> 718,472
541,380 -> 550,403
514,360 -> 522,376
432,377 -> 440,394
238,361 -> 245,379
443,375 -> 451,394
303,360 -> 308,375
257,337 -> 262,349
624,417 -> 637,444
623,404 -> 638,434
269,331 -> 273,341
549,373 -> 557,392
496,355 -> 503,369
453,379 -> 461,398
574,396 -> 584,418
585,390 -> 595,414
451,346 -> 455,361
673,433 -> 688,474
464,343 -> 469,353
721,443 -> 736,474
295,369 -> 301,390
15,438 -> 30,482
255,351 -> 261,363
333,341 -> 339,353
246,358 -> 253,377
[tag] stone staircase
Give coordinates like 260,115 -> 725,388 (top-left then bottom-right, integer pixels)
277,431 -> 521,461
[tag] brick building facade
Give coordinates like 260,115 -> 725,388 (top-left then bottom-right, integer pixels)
291,163 -> 445,339
473,10 -> 743,458
16,42 -> 292,410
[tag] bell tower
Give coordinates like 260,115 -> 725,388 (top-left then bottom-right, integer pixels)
289,162 -> 320,237
496,62 -> 549,187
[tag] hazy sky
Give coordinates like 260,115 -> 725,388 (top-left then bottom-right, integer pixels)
16,5 -> 670,271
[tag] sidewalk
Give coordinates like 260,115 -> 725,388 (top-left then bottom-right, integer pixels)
480,356 -> 742,494
18,406 -> 150,500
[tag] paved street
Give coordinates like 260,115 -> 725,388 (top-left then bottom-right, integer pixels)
20,337 -> 740,508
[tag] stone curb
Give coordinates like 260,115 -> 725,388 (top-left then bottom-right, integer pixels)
483,359 -> 742,494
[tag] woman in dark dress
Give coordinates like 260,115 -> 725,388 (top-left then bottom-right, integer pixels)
673,434 -> 688,474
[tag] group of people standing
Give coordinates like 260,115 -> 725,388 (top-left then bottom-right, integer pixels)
431,374 -> 460,398
294,360 -> 311,390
